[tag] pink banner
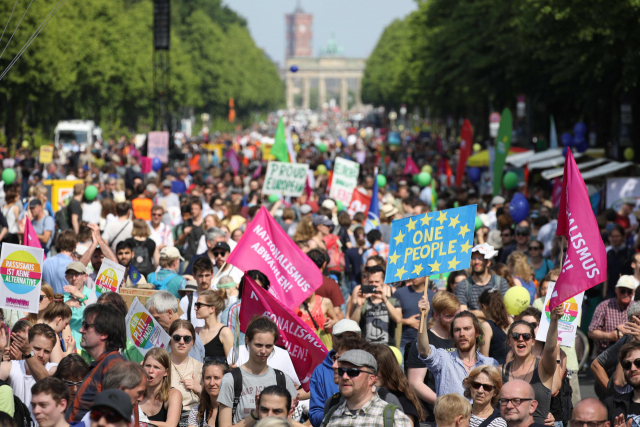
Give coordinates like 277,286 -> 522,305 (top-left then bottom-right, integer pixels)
552,178 -> 562,208
403,157 -> 420,175
549,150 -> 606,309
24,216 -> 46,260
225,206 -> 322,308
225,149 -> 239,175
140,156 -> 152,174
239,274 -> 327,391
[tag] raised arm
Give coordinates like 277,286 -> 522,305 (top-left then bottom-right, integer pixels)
540,305 -> 562,383
417,294 -> 432,357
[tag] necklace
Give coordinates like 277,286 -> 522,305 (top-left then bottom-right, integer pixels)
510,355 -> 536,383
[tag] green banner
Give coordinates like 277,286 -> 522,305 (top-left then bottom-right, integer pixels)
492,108 -> 513,196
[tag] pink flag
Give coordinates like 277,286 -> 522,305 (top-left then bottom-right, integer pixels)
403,156 -> 420,175
239,274 -> 327,391
552,178 -> 562,208
24,216 -> 46,260
225,206 -> 323,309
225,149 -> 240,175
548,150 -> 606,309
140,156 -> 152,174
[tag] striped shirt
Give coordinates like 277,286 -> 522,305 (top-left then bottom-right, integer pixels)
324,395 -> 412,427
469,414 -> 507,427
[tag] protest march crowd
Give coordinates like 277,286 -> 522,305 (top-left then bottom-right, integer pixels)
0,110 -> 636,427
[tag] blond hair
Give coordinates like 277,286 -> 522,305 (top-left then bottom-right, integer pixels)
432,291 -> 461,315
507,251 -> 533,282
198,289 -> 227,315
27,283 -> 54,324
434,393 -> 471,426
462,364 -> 503,406
143,348 -> 172,402
131,219 -> 151,238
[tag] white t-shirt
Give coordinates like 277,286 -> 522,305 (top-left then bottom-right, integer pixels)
102,219 -> 134,251
9,360 -> 58,418
226,346 -> 300,386
82,201 -> 102,224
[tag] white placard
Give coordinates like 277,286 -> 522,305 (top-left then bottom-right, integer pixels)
94,258 -> 126,296
262,162 -> 309,197
125,298 -> 171,356
0,243 -> 44,314
329,157 -> 360,205
535,281 -> 584,348
606,178 -> 640,212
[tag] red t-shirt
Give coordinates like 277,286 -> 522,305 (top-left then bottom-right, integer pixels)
315,276 -> 345,308
615,213 -> 631,230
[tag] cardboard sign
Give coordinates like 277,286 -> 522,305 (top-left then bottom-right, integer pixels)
0,243 -> 44,313
148,131 -> 169,163
94,258 -> 126,296
347,189 -> 371,218
329,158 -> 360,205
384,205 -> 477,284
39,146 -> 54,164
120,287 -> 157,309
262,162 -> 309,197
536,281 -> 584,348
125,298 -> 171,356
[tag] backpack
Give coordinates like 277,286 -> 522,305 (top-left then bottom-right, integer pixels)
0,380 -> 33,427
131,240 -> 154,277
323,234 -> 345,273
55,206 -> 70,232
148,271 -> 179,292
321,401 -> 398,427
230,367 -> 285,422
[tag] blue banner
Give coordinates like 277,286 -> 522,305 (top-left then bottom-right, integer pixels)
384,204 -> 477,284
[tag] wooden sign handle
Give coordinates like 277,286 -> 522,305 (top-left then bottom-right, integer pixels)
419,310 -> 426,333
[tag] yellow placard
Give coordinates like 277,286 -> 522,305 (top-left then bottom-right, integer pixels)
43,180 -> 84,212
262,144 -> 275,161
39,146 -> 54,164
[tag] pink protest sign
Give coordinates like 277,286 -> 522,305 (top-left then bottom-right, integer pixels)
549,150 -> 607,309
147,131 -> 169,163
239,275 -> 327,391
225,206 -> 322,309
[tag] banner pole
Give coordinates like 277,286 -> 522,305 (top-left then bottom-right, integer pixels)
213,261 -> 227,281
419,278 -> 428,333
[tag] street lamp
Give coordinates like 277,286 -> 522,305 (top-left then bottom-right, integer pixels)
388,111 -> 398,129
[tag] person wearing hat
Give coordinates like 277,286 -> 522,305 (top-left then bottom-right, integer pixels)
487,196 -> 505,231
589,275 -> 637,355
147,247 -> 187,298
154,179 -> 180,226
309,215 -> 333,251
63,261 -> 94,352
308,320 -> 361,427
379,204 -> 398,245
321,349 -> 411,427
455,243 -> 509,312
88,389 -> 133,427
25,197 -> 55,254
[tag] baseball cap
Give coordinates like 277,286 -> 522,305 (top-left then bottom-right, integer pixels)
321,199 -> 336,210
28,198 -> 42,208
332,319 -> 361,336
299,204 -> 312,215
490,196 -> 506,207
213,242 -> 231,253
471,243 -> 499,260
160,246 -> 184,261
312,215 -> 333,228
161,179 -> 172,188
338,350 -> 378,374
616,275 -> 637,290
91,389 -> 132,422
65,261 -> 86,274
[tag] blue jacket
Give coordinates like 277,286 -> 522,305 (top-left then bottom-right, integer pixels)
309,350 -> 338,427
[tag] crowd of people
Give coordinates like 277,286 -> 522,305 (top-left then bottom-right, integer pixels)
0,115 -> 638,427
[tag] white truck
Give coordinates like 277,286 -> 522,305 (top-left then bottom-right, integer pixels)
54,120 -> 102,153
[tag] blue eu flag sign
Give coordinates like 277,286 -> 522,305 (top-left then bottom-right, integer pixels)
129,264 -> 142,285
365,172 -> 380,233
384,204 -> 477,284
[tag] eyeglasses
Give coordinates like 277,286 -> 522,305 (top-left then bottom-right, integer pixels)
172,334 -> 193,344
81,322 -> 94,330
212,251 -> 227,258
528,246 -> 541,251
621,358 -> 640,371
570,421 -> 609,427
498,398 -> 533,407
511,332 -> 532,341
619,288 -> 635,295
471,381 -> 495,392
63,379 -> 83,387
194,302 -> 213,310
337,367 -> 373,378
90,409 -> 125,423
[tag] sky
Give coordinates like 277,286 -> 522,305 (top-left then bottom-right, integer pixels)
224,0 -> 418,66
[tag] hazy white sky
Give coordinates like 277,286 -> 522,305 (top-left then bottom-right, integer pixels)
224,0 -> 417,66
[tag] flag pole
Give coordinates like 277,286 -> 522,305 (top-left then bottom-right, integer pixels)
419,278 -> 429,333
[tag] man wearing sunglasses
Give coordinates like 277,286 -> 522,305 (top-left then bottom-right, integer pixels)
500,225 -> 531,264
589,275 -> 636,355
322,350 -> 411,427
455,244 -> 508,311
89,389 -> 133,427
499,379 -> 545,427
605,341 -> 640,425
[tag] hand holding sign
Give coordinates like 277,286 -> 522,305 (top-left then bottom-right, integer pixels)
418,293 -> 430,333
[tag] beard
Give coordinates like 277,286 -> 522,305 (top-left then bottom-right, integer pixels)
456,337 -> 474,352
626,372 -> 640,388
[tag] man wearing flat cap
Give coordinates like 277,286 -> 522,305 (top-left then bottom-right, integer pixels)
321,350 -> 411,427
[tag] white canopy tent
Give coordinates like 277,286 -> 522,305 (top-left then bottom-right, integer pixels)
540,158 -> 607,180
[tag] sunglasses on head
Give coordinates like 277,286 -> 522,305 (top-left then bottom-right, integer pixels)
511,332 -> 532,341
337,367 -> 373,378
204,356 -> 229,365
471,381 -> 495,392
90,409 -> 125,424
621,358 -> 640,371
172,334 -> 193,344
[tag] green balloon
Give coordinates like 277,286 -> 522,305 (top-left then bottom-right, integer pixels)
84,185 -> 98,201
268,194 -> 279,203
317,165 -> 327,175
1,169 -> 15,185
417,172 -> 431,187
377,175 -> 387,187
421,165 -> 432,174
475,216 -> 483,231
336,200 -> 344,211
503,171 -> 518,189
318,143 -> 327,153
412,174 -> 419,183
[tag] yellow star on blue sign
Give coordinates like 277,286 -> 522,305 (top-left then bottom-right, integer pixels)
420,214 -> 431,227
428,259 -> 441,273
394,230 -> 406,245
448,256 -> 461,270
449,215 -> 460,228
395,265 -> 408,280
388,251 -> 400,265
412,264 -> 423,276
460,241 -> 473,253
406,217 -> 417,232
458,224 -> 470,238
436,210 -> 447,225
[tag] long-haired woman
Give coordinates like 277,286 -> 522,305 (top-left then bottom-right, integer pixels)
141,348 -> 183,427
196,290 -> 234,359
2,185 -> 21,244
26,283 -> 54,324
370,344 -> 423,427
40,296 -> 74,362
492,264 -> 516,288
507,252 -> 536,303
187,359 -> 230,427
292,217 -> 314,243
169,319 -> 204,425
217,316 -> 299,427
478,290 -> 512,364
462,365 -> 506,427
446,271 -> 467,294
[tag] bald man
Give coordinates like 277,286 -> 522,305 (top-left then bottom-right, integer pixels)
571,398 -> 610,427
499,380 -> 545,427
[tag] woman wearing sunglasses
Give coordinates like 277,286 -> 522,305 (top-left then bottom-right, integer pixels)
53,353 -> 90,403
196,290 -> 233,359
500,305 -> 563,425
462,365 -> 505,427
169,319 -> 204,426
25,283 -> 54,324
188,359 -> 230,427
141,348 -> 183,427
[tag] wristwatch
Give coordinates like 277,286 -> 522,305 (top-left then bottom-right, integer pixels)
23,350 -> 34,359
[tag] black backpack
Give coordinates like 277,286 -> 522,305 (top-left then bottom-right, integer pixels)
55,206 -> 70,232
0,380 -> 33,427
131,240 -> 154,277
230,367 -> 285,421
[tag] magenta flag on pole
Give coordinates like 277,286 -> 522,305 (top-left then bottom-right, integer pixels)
403,156 -> 420,175
239,274 -> 327,391
549,150 -> 606,309
225,149 -> 240,175
24,216 -> 46,260
225,206 -> 323,309
140,156 -> 152,174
